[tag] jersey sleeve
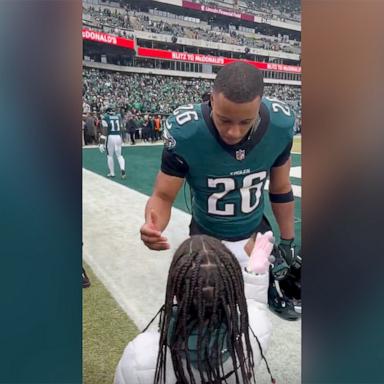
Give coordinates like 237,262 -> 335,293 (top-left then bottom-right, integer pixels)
272,139 -> 293,167
263,97 -> 295,131
161,148 -> 189,178
101,115 -> 108,128
262,97 -> 295,167
160,104 -> 201,177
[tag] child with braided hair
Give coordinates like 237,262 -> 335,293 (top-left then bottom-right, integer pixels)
114,234 -> 275,384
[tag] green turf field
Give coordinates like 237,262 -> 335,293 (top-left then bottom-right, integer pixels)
82,145 -> 301,244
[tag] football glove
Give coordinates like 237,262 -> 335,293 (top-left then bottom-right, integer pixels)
278,238 -> 301,269
269,239 -> 302,319
99,143 -> 105,153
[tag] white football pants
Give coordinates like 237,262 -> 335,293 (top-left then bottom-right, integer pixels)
106,135 -> 125,176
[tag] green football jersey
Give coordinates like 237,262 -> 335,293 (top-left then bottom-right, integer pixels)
103,113 -> 122,135
164,97 -> 295,240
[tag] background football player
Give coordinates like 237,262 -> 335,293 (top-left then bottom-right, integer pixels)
100,105 -> 126,179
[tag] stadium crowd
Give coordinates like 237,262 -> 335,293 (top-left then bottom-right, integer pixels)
83,6 -> 135,38
133,13 -> 300,54
82,68 -> 301,146
197,0 -> 300,22
84,0 -> 300,23
83,68 -> 213,114
82,6 -> 300,55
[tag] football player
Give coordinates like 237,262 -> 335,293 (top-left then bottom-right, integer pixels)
140,62 -> 300,319
100,106 -> 126,179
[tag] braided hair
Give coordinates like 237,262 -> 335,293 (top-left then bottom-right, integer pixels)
154,235 -> 256,384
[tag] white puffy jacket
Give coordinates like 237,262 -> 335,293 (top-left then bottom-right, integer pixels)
114,271 -> 272,384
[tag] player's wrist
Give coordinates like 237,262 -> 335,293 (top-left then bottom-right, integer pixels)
280,237 -> 294,246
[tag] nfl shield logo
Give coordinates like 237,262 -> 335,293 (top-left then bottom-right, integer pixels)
236,149 -> 246,161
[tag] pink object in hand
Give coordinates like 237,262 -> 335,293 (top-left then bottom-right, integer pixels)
247,231 -> 275,274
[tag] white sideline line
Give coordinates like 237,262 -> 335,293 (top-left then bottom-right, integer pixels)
290,166 -> 301,178
83,168 -> 189,329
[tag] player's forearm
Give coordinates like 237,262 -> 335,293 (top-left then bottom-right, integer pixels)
271,201 -> 295,239
144,195 -> 173,232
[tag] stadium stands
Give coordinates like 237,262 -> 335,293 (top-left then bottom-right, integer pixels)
83,5 -> 300,55
196,0 -> 300,23
82,0 -> 301,135
82,67 -> 301,133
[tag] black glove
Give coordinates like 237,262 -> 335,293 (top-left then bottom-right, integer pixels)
278,238 -> 301,270
278,240 -> 301,309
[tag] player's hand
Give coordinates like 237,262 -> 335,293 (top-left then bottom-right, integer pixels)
247,231 -> 275,274
140,210 -> 170,251
99,144 -> 105,153
278,238 -> 301,269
